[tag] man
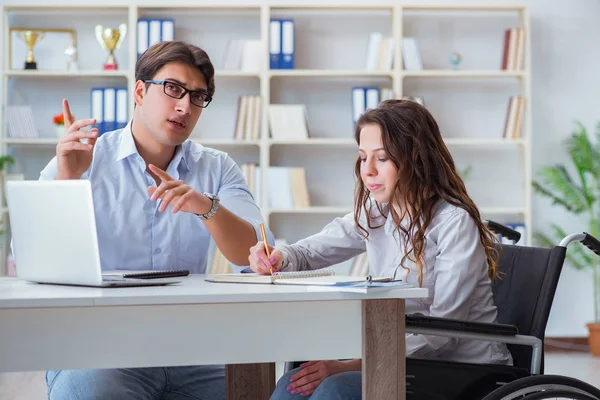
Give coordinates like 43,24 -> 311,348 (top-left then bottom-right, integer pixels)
41,41 -> 272,399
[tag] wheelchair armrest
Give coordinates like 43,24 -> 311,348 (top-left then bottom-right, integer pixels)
406,313 -> 519,336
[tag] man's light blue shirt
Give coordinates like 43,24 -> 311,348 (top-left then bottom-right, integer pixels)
39,121 -> 272,273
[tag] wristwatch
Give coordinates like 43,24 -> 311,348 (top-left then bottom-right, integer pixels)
196,192 -> 220,220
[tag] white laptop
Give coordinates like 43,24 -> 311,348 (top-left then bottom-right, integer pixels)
5,180 -> 181,288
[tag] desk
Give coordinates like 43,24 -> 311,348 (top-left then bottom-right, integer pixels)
0,276 -> 427,399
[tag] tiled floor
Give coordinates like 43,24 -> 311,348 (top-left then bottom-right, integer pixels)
0,352 -> 598,399
543,351 -> 600,388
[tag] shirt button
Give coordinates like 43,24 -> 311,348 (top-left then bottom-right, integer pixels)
155,248 -> 161,254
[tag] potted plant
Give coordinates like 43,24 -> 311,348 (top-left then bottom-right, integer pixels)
0,155 -> 14,172
53,113 -> 67,137
532,121 -> 600,356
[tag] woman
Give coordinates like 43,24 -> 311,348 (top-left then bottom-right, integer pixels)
248,99 -> 513,399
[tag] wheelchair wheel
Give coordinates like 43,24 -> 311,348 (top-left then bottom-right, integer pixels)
482,375 -> 600,400
521,390 -> 598,399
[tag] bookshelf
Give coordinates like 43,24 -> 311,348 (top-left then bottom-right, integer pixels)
0,3 -> 531,276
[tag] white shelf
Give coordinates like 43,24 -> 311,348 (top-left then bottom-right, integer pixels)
479,207 -> 527,215
402,5 -> 525,11
215,71 -> 260,78
4,70 -> 131,78
2,139 -> 261,147
269,138 -> 355,146
191,139 -> 260,146
3,138 -> 58,145
0,3 -> 533,276
4,4 -> 129,11
269,5 -> 394,11
444,138 -> 525,146
268,138 -> 524,147
268,206 -> 353,216
402,70 -> 525,78
269,70 -> 393,78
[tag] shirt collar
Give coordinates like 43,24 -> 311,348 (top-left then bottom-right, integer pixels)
115,119 -> 192,173
115,120 -> 137,162
383,203 -> 411,236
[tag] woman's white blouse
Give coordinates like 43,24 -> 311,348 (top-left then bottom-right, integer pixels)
279,201 -> 513,365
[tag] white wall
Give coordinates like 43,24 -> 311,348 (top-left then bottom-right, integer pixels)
3,0 -> 599,337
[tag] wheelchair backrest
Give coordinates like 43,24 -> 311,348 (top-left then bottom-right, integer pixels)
492,243 -> 567,371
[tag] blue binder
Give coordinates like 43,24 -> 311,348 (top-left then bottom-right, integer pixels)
270,19 -> 282,69
280,19 -> 295,69
90,87 -> 128,136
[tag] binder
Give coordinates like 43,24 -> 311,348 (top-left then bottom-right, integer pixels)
149,19 -> 162,47
351,86 -> 381,126
116,88 -> 128,130
91,87 -> 128,135
90,88 -> 104,135
137,19 -> 175,58
161,19 -> 175,41
280,19 -> 295,69
365,87 -> 380,110
270,19 -> 282,69
137,20 -> 149,58
351,87 -> 366,125
103,88 -> 116,133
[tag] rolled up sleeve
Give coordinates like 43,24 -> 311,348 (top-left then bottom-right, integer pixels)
217,156 -> 274,245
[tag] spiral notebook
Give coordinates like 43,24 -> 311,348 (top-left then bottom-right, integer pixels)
206,268 -> 395,286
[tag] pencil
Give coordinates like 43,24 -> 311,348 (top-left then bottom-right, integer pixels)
260,223 -> 272,274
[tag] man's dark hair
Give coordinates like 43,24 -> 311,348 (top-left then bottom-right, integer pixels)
136,41 -> 215,97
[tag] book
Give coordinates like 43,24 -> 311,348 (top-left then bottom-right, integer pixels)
206,268 -> 397,286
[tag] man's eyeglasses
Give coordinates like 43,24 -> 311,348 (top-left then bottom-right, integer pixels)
144,80 -> 212,108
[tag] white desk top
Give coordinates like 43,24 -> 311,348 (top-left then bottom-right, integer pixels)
0,275 -> 428,308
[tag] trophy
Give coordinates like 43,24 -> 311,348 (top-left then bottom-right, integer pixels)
64,45 -> 79,72
17,30 -> 45,70
95,23 -> 127,70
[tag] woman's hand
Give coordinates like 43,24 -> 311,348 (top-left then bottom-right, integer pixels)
248,241 -> 283,275
286,360 -> 348,396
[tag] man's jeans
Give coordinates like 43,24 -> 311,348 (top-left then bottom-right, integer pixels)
46,365 -> 225,400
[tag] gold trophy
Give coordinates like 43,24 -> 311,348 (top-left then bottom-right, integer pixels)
17,30 -> 45,70
95,24 -> 127,70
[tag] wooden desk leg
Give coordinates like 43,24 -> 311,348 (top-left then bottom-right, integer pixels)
226,363 -> 275,400
362,298 -> 406,400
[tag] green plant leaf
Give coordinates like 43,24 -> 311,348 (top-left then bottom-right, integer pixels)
533,165 -> 590,213
567,123 -> 595,206
460,165 -> 473,182
532,232 -> 555,248
532,181 -> 576,212
568,122 -> 594,173
592,121 -> 600,182
568,242 -> 595,271
0,155 -> 14,171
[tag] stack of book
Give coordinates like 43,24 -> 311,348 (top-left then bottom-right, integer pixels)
234,95 -> 261,140
503,95 -> 525,139
365,32 -> 394,71
501,28 -> 526,71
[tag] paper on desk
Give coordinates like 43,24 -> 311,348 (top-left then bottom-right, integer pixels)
334,280 -> 415,288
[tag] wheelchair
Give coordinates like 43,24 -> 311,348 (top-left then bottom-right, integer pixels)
284,220 -> 600,399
